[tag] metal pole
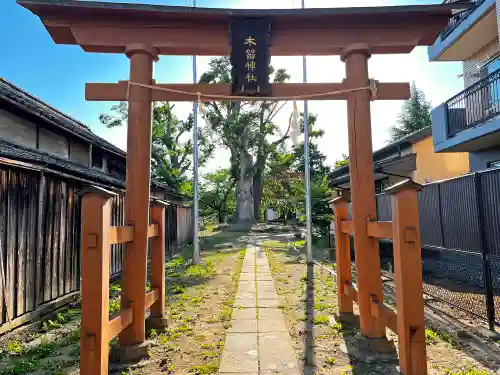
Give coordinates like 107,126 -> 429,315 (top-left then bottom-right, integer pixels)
191,0 -> 200,264
302,0 -> 313,263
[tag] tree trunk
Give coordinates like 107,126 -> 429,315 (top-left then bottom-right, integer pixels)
236,152 -> 254,222
253,174 -> 263,222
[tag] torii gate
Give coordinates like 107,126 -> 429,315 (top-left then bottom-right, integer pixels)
19,1 -> 460,374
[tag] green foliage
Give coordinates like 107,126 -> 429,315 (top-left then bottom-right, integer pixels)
426,329 -> 439,343
262,112 -> 332,235
199,168 -> 236,223
7,340 -> 23,356
189,363 -> 218,375
332,321 -> 344,332
41,309 -> 79,332
168,283 -> 187,295
444,367 -> 490,375
100,102 -> 214,191
313,315 -> 329,325
108,299 -> 121,315
334,153 -> 349,169
391,81 -> 431,141
0,358 -> 40,375
326,357 -> 337,365
184,261 -> 215,278
425,328 -> 457,347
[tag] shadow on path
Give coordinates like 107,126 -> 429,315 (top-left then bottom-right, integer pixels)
304,262 -> 316,374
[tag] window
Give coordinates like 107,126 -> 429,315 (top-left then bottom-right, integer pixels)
91,147 -> 103,169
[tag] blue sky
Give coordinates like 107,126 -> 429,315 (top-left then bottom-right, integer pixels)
0,0 -> 464,170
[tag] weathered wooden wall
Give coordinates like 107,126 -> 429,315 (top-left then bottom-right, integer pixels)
0,163 -> 192,331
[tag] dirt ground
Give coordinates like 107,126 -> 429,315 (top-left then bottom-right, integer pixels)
264,242 -> 500,375
0,227 -> 247,375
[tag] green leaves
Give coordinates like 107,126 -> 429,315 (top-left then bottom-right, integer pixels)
391,81 -> 432,141
100,101 -> 213,192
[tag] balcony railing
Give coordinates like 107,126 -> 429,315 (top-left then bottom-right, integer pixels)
441,0 -> 486,39
446,69 -> 500,137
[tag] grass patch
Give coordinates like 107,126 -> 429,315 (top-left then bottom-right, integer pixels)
41,309 -> 79,332
189,363 -> 218,375
326,357 -> 337,365
185,261 -> 216,279
444,367 -> 490,375
313,315 -> 329,325
6,341 -> 23,356
425,328 -> 457,347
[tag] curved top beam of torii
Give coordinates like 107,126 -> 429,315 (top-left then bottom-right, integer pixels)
18,0 -> 469,56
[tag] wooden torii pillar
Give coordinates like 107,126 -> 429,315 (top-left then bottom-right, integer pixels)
18,2 -> 462,374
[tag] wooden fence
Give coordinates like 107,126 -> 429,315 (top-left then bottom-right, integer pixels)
0,163 -> 192,333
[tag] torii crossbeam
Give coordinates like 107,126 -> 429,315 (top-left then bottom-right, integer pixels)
18,1 -> 465,374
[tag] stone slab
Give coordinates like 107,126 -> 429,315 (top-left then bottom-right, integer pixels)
257,300 -> 281,308
228,319 -> 258,333
258,308 -> 284,321
256,281 -> 275,287
237,286 -> 256,295
236,291 -> 256,300
258,318 -> 288,333
234,298 -> 257,308
219,333 -> 258,373
257,292 -> 279,300
232,307 -> 258,320
239,273 -> 255,281
256,275 -> 274,281
259,333 -> 298,373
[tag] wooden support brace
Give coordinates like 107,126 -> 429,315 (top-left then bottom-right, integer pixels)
107,306 -> 133,341
330,195 -> 353,314
145,288 -> 160,309
147,224 -> 159,238
367,221 -> 393,239
343,283 -> 358,303
108,226 -> 134,245
370,297 -> 398,333
340,220 -> 353,235
80,189 -> 114,375
149,202 -> 166,320
85,82 -> 411,102
385,179 -> 427,375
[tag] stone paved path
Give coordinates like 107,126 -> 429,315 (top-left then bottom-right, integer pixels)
219,245 -> 299,375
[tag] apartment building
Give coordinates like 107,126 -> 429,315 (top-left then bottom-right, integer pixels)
430,0 -> 500,170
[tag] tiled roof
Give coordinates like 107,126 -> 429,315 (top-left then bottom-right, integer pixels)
0,77 -> 125,157
0,138 -> 182,200
0,138 -> 125,187
0,78 -> 184,199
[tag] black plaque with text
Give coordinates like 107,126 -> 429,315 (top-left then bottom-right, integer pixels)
230,18 -> 271,96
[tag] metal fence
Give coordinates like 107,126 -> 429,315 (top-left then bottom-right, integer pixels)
0,163 -> 193,331
375,169 -> 500,329
441,0 -> 486,39
446,68 -> 500,137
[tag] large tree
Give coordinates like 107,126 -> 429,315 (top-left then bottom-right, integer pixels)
99,102 -> 214,191
199,57 -> 291,222
390,81 -> 432,141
